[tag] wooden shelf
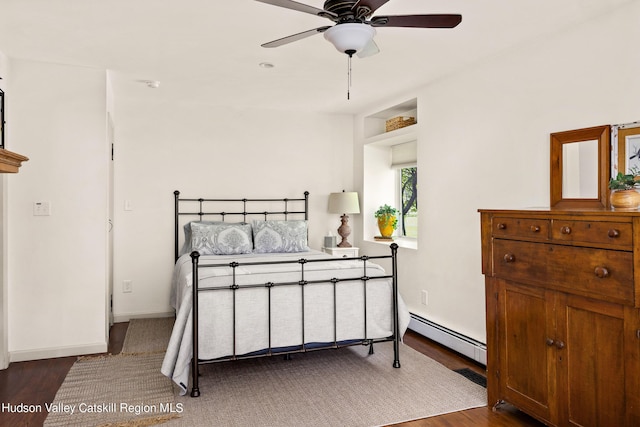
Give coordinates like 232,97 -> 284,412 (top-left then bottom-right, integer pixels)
0,148 -> 29,173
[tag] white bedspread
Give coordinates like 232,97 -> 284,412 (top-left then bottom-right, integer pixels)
161,250 -> 410,395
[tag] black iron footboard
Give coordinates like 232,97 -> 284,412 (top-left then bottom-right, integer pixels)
189,245 -> 401,398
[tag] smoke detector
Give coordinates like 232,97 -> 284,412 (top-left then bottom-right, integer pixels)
138,80 -> 160,88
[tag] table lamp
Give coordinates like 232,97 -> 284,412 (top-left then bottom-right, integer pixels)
328,191 -> 360,247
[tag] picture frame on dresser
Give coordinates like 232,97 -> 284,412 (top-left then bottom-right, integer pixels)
550,125 -> 610,209
613,122 -> 640,176
0,88 -> 4,149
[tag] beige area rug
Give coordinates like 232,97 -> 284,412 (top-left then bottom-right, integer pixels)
46,318 -> 487,427
43,352 -> 178,427
44,318 -> 178,427
121,317 -> 175,355
166,341 -> 487,427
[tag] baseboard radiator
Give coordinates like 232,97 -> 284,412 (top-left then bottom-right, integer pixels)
408,313 -> 487,366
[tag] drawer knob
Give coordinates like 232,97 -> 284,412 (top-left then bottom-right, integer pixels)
608,229 -> 620,238
555,340 -> 565,350
594,267 -> 609,278
497,223 -> 507,230
546,338 -> 555,346
561,226 -> 572,235
530,225 -> 541,233
503,253 -> 516,263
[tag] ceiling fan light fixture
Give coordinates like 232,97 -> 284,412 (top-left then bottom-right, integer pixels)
323,23 -> 375,55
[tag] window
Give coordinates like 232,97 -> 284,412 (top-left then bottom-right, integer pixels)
399,166 -> 418,238
391,141 -> 417,239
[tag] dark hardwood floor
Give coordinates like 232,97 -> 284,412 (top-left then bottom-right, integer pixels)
0,324 -> 543,427
396,331 -> 543,427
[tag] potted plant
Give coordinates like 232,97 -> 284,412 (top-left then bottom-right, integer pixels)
609,172 -> 640,210
374,204 -> 399,239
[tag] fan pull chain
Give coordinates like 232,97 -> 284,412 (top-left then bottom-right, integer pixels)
347,54 -> 351,100
346,49 -> 356,100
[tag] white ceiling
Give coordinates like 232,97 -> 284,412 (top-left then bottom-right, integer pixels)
0,0 -> 634,114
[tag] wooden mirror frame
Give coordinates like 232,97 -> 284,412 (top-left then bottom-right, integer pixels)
550,125 -> 610,209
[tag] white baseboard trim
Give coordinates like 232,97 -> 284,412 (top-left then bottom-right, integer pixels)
0,350 -> 8,370
8,311 -> 176,363
112,311 -> 174,324
408,313 -> 487,366
10,342 -> 107,363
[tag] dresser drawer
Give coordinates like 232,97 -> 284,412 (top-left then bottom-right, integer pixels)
494,239 -> 634,304
492,217 -> 549,240
551,220 -> 632,249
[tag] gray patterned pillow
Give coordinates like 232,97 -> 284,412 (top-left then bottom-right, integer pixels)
253,220 -> 309,253
190,222 -> 253,255
180,221 -> 222,256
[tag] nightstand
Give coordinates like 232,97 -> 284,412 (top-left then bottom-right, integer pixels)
322,247 -> 359,258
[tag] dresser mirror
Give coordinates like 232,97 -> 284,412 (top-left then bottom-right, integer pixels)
550,125 -> 610,208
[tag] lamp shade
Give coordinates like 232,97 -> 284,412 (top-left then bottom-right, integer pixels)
328,191 -> 360,214
323,23 -> 376,54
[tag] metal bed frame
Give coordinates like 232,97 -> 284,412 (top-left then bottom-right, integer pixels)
174,190 -> 401,397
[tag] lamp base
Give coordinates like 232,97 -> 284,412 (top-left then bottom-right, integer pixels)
337,214 -> 352,247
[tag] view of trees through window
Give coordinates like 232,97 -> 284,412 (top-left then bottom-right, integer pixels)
400,167 -> 417,238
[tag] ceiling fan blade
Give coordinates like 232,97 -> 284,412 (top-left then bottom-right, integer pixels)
352,0 -> 389,16
261,26 -> 331,48
357,39 -> 380,58
254,0 -> 337,19
371,14 -> 462,28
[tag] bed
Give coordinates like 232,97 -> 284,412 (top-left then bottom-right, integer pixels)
161,191 -> 410,397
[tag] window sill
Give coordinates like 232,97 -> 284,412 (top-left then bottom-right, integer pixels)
365,236 -> 418,250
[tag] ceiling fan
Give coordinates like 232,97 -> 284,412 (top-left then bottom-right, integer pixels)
255,0 -> 462,58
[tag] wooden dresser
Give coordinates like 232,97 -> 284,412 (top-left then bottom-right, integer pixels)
479,209 -> 640,427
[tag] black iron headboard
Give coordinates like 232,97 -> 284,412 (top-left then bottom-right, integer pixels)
174,190 -> 310,261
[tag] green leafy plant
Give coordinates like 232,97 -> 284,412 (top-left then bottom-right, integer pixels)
609,172 -> 640,190
374,204 -> 399,230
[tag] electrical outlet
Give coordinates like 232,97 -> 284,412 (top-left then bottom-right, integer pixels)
421,290 -> 428,306
123,280 -> 133,293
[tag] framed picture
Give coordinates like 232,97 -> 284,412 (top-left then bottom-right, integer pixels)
0,88 -> 4,149
613,122 -> 640,176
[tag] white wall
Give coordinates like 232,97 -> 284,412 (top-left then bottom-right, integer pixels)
4,1 -> 639,361
355,1 -> 640,343
7,59 -> 109,360
112,96 -> 354,320
0,51 -> 9,368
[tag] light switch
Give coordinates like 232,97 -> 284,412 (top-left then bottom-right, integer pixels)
33,201 -> 51,216
124,200 -> 132,211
